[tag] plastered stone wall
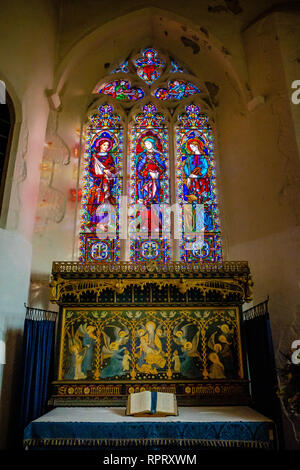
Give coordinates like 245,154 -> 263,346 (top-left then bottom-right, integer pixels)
0,0 -> 56,449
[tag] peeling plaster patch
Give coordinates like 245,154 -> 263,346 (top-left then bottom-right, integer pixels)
200,27 -> 209,38
202,96 -> 212,109
205,81 -> 219,106
224,0 -> 243,14
208,0 -> 242,14
202,40 -> 212,51
222,46 -> 230,56
208,5 -> 228,14
181,36 -> 200,54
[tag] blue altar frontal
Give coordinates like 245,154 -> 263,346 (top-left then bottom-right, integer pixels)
23,406 -> 276,450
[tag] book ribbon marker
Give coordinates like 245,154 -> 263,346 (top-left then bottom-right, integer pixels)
150,391 -> 157,414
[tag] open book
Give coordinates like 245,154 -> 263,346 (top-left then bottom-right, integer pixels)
126,391 -> 178,417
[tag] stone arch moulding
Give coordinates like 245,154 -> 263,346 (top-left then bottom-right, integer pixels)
51,7 -> 251,112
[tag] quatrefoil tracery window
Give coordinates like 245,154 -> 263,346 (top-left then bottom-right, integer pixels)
79,48 -> 222,263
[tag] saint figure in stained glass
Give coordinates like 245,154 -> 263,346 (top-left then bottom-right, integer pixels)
136,134 -> 166,204
183,137 -> 210,204
87,133 -> 117,232
176,104 -> 222,262
134,48 -> 165,85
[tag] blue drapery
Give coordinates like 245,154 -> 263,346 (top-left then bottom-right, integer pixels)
243,299 -> 283,446
19,306 -> 57,429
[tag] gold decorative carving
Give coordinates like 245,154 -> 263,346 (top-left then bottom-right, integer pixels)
50,261 -> 253,303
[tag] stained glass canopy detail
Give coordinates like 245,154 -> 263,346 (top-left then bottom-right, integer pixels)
97,48 -> 200,103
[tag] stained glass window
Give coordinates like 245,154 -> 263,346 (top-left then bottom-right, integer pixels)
80,104 -> 123,262
98,80 -> 144,101
111,60 -> 129,74
170,59 -> 187,73
176,104 -> 222,262
128,104 -> 171,262
134,48 -> 165,85
80,48 -> 223,263
153,80 -> 200,101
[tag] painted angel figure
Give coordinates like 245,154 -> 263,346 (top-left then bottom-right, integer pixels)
136,136 -> 166,204
65,329 -> 87,380
207,325 -> 234,377
173,323 -> 202,378
101,325 -> 129,359
172,350 -> 181,373
76,323 -> 97,377
100,325 -> 130,378
173,322 -> 201,358
122,349 -> 131,371
208,352 -> 226,379
180,337 -> 202,378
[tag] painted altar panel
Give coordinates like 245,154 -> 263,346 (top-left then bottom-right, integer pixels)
52,306 -> 248,406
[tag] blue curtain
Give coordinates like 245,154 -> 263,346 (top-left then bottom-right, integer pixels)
19,306 -> 57,429
243,299 -> 283,447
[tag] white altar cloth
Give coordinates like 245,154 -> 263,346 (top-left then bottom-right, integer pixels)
24,406 -> 275,450
31,406 -> 272,423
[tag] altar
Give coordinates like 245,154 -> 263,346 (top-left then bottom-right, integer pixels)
24,260 -> 274,451
23,406 -> 276,450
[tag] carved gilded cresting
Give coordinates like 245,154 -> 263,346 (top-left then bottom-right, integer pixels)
50,261 -> 253,304
49,261 -> 253,406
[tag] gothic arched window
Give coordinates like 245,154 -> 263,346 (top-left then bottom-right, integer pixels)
79,48 -> 222,263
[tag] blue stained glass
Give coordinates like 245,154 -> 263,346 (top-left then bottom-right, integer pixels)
111,60 -> 129,74
176,104 -> 222,263
153,80 -> 200,101
80,104 -> 123,262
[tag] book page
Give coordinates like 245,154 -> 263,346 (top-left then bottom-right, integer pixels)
156,392 -> 175,414
129,391 -> 151,414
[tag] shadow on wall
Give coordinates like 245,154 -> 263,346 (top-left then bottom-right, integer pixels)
0,328 -> 24,449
